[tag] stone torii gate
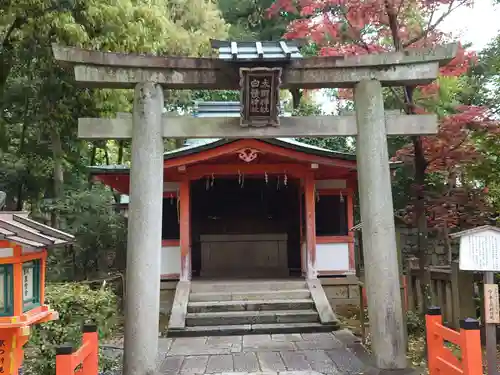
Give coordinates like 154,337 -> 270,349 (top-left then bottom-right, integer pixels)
52,41 -> 457,375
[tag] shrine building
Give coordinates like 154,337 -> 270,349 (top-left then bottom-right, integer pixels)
90,102 -> 397,283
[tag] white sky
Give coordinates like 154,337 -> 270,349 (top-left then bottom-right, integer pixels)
318,0 -> 500,114
439,0 -> 500,52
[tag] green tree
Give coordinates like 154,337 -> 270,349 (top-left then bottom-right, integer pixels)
0,0 -> 230,279
218,0 -> 294,40
463,34 -> 500,219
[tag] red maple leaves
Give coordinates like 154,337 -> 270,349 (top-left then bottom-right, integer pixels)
395,105 -> 498,228
395,105 -> 498,173
269,0 -> 498,229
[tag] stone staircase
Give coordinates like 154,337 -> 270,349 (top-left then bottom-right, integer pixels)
167,279 -> 340,337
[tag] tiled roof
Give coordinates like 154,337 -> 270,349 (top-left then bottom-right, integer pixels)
0,212 -> 74,248
192,100 -> 289,118
193,101 -> 240,118
210,40 -> 302,61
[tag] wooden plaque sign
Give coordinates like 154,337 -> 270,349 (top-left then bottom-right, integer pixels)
239,67 -> 281,127
459,232 -> 500,271
484,283 -> 500,324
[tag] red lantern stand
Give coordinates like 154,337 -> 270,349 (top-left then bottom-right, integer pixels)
0,240 -> 57,375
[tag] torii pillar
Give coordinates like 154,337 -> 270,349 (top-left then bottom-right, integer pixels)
355,79 -> 406,368
124,82 -> 164,375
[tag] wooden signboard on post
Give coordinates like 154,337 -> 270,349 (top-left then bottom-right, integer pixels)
451,225 -> 500,375
484,283 -> 500,324
239,67 -> 281,128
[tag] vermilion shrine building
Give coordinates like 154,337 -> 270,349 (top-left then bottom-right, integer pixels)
92,136 -> 376,281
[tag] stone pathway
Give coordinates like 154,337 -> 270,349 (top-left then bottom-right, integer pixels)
153,331 -> 370,375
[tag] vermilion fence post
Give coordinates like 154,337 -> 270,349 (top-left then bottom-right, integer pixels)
55,323 -> 99,375
425,306 -> 444,375
55,344 -> 75,375
460,318 -> 483,375
82,324 -> 99,375
426,306 -> 483,375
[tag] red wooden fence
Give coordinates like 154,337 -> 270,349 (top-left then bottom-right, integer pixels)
56,324 -> 99,375
426,306 -> 483,375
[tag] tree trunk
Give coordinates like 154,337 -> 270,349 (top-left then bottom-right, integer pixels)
413,136 -> 431,309
89,143 -> 97,165
0,17 -> 23,92
175,139 -> 184,149
70,245 -> 77,281
117,141 -> 124,164
16,95 -> 29,211
104,145 -> 111,165
88,143 -> 97,187
443,171 -> 457,264
290,88 -> 302,110
50,127 -> 64,228
104,144 -> 121,204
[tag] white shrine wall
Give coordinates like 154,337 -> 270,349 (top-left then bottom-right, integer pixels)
316,242 -> 350,273
314,180 -> 355,276
161,240 -> 181,279
0,248 -> 13,257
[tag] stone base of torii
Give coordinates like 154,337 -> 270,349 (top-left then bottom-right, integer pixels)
52,42 -> 458,375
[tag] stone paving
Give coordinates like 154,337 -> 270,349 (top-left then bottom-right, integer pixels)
154,332 -> 368,375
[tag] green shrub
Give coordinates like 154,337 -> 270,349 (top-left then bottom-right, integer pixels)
24,283 -> 121,375
406,310 -> 425,336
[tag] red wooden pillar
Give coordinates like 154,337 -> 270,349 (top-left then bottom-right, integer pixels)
180,178 -> 191,281
299,180 -> 305,276
347,191 -> 355,272
304,173 -> 317,279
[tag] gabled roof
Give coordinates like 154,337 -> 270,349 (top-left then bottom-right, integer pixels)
88,137 -> 364,175
0,212 -> 74,248
163,138 -> 356,161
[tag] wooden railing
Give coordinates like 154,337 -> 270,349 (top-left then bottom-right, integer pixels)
426,307 -> 482,375
407,259 -> 478,328
56,324 -> 98,375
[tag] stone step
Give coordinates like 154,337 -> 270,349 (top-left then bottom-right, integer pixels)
186,309 -> 319,326
167,322 -> 340,337
189,289 -> 311,302
187,299 -> 314,313
190,280 -> 307,293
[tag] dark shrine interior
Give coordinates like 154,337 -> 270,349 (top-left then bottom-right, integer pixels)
190,177 -> 301,276
161,176 -> 349,277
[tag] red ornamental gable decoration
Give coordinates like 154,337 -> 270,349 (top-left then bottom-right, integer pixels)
237,148 -> 259,163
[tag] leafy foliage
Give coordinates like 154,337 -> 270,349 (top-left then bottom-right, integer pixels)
394,78 -> 499,229
0,0 -> 231,281
40,184 -> 128,281
406,310 -> 425,336
219,0 -> 297,40
266,0 -> 499,322
267,0 -> 498,232
24,283 -> 120,375
465,32 -> 500,219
